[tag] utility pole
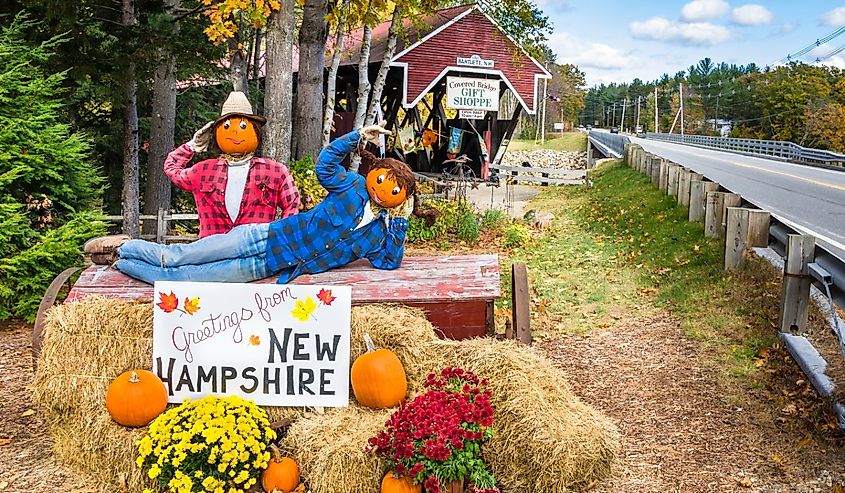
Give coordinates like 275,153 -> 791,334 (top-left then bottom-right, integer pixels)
612,102 -> 617,127
635,95 -> 641,132
680,82 -> 685,137
620,97 -> 627,132
654,86 -> 658,133
715,93 -> 720,132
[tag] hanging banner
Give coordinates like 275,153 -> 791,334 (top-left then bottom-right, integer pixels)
152,281 -> 352,407
397,126 -> 416,154
447,127 -> 463,155
446,77 -> 500,112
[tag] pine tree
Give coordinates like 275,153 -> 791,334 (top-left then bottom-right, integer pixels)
0,14 -> 105,321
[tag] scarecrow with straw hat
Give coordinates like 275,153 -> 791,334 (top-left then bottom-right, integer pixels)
85,124 -> 439,284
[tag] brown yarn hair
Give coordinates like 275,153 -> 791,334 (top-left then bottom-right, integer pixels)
358,146 -> 440,226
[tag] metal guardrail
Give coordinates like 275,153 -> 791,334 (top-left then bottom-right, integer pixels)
587,131 -> 630,158
646,133 -> 845,168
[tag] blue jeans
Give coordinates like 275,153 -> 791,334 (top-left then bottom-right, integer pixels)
114,223 -> 274,284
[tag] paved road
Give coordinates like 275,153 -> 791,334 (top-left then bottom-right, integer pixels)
628,136 -> 845,260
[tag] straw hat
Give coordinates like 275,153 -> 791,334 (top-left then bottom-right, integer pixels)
213,91 -> 266,126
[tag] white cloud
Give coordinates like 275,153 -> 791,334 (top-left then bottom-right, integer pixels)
547,31 -> 637,70
630,17 -> 732,46
680,0 -> 730,21
821,7 -> 845,27
775,22 -> 798,34
732,4 -> 774,25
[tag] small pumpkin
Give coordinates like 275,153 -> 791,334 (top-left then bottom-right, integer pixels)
261,444 -> 299,493
215,116 -> 259,156
365,167 -> 408,209
350,333 -> 408,409
105,369 -> 168,427
381,471 -> 421,493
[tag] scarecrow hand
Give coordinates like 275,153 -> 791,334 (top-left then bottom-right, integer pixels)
359,121 -> 392,144
188,121 -> 215,152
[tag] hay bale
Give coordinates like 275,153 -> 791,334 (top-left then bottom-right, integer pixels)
417,338 -> 621,492
283,405 -> 390,493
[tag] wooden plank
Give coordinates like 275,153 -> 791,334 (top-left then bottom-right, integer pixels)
511,263 -> 531,345
689,181 -> 719,222
667,164 -> 680,196
66,255 -> 501,304
747,210 -> 771,248
779,234 -> 815,333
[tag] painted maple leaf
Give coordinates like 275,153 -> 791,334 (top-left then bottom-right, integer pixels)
249,335 -> 261,346
184,297 -> 201,315
316,288 -> 336,306
291,296 -> 317,322
157,291 -> 178,313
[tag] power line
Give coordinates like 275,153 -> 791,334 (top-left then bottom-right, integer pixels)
775,26 -> 845,65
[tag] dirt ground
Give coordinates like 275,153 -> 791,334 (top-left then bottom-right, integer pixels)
4,311 -> 844,493
539,310 -> 845,493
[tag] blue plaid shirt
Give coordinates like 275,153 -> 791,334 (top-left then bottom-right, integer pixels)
265,130 -> 409,283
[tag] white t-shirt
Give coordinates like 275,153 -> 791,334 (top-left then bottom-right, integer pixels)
225,157 -> 251,222
355,201 -> 376,230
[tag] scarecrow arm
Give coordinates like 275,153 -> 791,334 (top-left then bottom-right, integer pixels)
315,130 -> 360,193
163,143 -> 199,191
367,217 -> 408,270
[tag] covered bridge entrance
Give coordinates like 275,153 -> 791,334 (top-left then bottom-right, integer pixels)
331,5 -> 551,179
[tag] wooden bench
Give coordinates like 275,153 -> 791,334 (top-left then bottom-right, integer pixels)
52,254 -> 499,337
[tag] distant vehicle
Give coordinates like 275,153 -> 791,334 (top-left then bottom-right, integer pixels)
610,127 -> 619,134
635,125 -> 643,135
585,124 -> 592,131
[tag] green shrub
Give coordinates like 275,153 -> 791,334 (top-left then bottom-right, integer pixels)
456,207 -> 480,244
503,223 -> 532,249
289,155 -> 326,210
480,209 -> 509,233
407,199 -> 478,244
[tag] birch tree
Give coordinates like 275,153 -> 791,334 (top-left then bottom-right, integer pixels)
323,0 -> 352,147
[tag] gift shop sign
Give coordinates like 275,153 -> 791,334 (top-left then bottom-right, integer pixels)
152,281 -> 351,407
446,77 -> 499,112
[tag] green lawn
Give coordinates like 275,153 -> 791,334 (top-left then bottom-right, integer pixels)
507,132 -> 587,152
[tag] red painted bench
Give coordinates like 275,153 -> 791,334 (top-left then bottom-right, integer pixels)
59,255 -> 501,340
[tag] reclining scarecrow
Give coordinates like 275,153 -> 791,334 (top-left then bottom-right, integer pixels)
85,123 -> 438,284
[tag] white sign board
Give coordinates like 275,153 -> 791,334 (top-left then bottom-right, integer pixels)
459,109 -> 486,120
553,123 -> 564,131
457,55 -> 494,68
152,281 -> 351,407
446,77 -> 500,112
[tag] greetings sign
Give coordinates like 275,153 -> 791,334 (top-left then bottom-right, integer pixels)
446,77 -> 500,112
152,281 -> 351,407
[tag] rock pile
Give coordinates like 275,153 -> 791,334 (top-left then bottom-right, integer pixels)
502,150 -> 587,170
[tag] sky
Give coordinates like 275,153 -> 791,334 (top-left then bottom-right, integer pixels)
536,0 -> 845,86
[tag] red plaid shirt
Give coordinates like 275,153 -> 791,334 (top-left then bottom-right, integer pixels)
164,144 -> 300,238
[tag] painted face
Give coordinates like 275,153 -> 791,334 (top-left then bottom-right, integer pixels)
365,168 -> 407,208
215,117 -> 258,155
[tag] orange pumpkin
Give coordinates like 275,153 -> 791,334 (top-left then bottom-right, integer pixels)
381,471 -> 421,493
365,168 -> 407,209
105,370 -> 168,427
215,116 -> 259,155
261,444 -> 299,493
350,333 -> 408,409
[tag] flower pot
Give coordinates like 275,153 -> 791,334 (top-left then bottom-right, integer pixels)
447,478 -> 464,493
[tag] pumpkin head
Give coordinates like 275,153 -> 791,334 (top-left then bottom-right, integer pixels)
351,333 -> 408,409
365,167 -> 408,209
105,370 -> 168,427
262,444 -> 299,493
381,471 -> 421,493
215,116 -> 259,156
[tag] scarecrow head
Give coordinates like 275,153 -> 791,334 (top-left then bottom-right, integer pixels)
358,148 -> 440,225
213,92 -> 266,156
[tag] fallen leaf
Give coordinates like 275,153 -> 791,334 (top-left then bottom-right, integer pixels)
737,477 -> 753,488
0,438 -> 11,446
0,481 -> 8,490
20,409 -> 35,417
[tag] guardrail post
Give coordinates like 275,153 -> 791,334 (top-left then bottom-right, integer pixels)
704,192 -> 742,238
658,160 -> 669,191
778,234 -> 815,333
642,153 -> 651,174
650,157 -> 660,184
636,151 -> 645,172
667,165 -> 681,196
689,180 -> 719,222
724,208 -> 770,269
156,207 -> 167,244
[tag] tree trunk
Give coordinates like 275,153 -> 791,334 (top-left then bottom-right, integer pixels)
122,0 -> 140,238
264,2 -> 295,164
364,5 -> 402,126
322,0 -> 350,147
143,0 -> 179,236
229,32 -> 249,93
293,0 -> 328,160
348,24 -> 373,172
